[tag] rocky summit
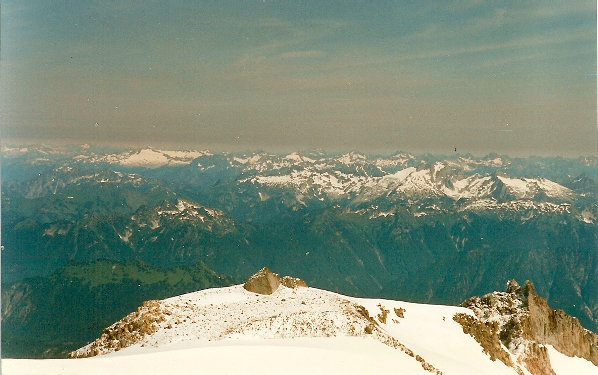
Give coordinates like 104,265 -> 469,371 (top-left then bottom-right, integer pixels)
455,280 -> 598,375
243,267 -> 307,295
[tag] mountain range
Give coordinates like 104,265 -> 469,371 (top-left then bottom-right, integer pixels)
2,145 -> 597,358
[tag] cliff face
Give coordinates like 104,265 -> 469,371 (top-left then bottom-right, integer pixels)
456,280 -> 598,375
522,281 -> 598,364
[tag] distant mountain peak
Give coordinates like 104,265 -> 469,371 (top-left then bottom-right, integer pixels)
337,152 -> 367,165
284,152 -> 315,163
155,199 -> 225,222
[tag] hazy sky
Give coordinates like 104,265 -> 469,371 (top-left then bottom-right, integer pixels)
1,1 -> 596,155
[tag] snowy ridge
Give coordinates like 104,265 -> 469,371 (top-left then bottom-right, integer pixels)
237,155 -> 576,206
374,153 -> 414,171
497,176 -> 573,199
459,199 -> 571,215
68,285 -> 510,374
284,152 -> 316,163
75,148 -> 212,168
336,152 -> 367,165
5,146 -> 593,220
242,168 -> 373,199
52,281 -> 597,375
442,174 -> 494,200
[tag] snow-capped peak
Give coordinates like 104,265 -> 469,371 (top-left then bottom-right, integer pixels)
75,148 -> 212,168
119,149 -> 172,168
284,152 -> 315,163
337,152 -> 367,165
497,176 -> 573,199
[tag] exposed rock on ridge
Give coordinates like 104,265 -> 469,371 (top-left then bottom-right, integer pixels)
281,275 -> 308,289
455,280 -> 598,375
69,300 -> 168,358
68,281 -> 442,374
522,281 -> 598,363
243,267 -> 306,295
66,275 -> 595,374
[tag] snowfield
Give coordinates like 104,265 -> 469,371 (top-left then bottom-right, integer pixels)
4,284 -> 596,375
4,338 -> 430,375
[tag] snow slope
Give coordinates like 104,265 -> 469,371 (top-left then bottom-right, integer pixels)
5,284 -> 596,375
4,338 -> 430,375
497,176 -> 573,199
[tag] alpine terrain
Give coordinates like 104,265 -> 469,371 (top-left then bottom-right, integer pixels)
5,268 -> 597,375
2,145 -> 597,358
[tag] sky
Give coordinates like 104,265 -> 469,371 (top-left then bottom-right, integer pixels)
1,0 -> 596,156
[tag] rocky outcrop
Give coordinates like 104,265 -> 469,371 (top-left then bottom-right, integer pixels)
281,275 -> 308,289
452,313 -> 516,369
69,300 -> 169,358
243,268 -> 281,295
455,280 -> 598,375
522,281 -> 598,365
243,268 -> 307,295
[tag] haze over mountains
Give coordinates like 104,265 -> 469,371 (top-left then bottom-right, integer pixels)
2,145 -> 597,358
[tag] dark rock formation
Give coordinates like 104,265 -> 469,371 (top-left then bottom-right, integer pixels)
243,268 -> 307,295
456,279 -> 598,375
